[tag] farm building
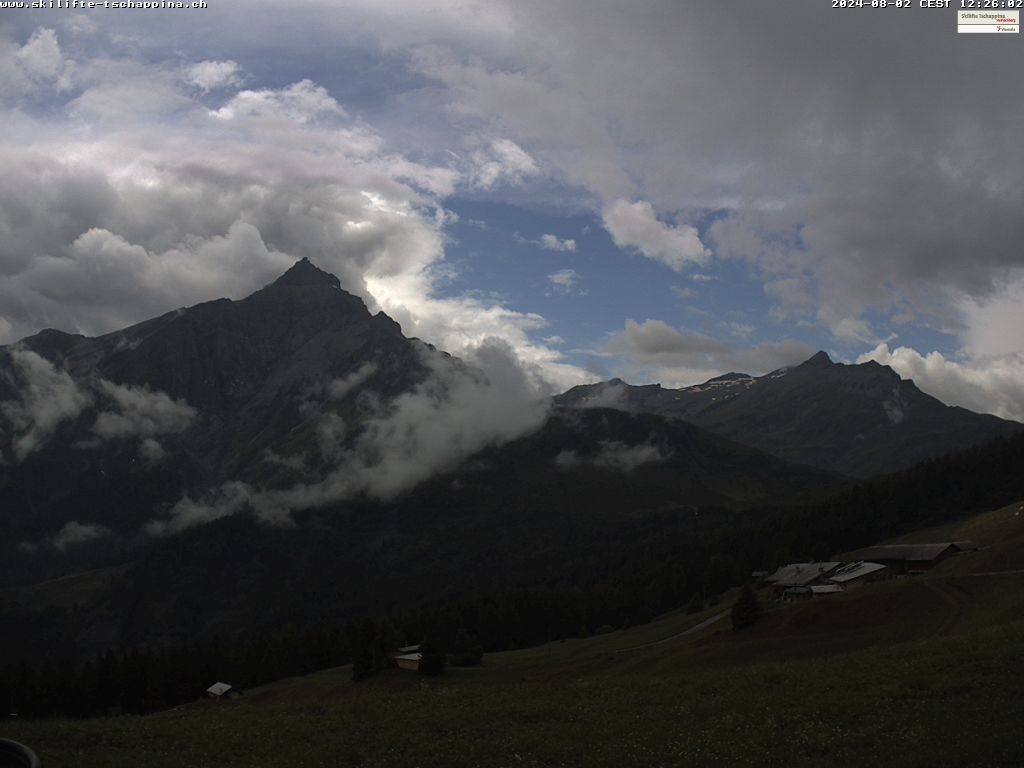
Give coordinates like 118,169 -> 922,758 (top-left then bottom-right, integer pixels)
952,541 -> 981,553
782,583 -> 843,602
809,584 -> 844,597
205,682 -> 242,699
781,586 -> 812,602
765,562 -> 841,597
393,653 -> 422,671
846,543 -> 970,574
827,561 -> 888,589
387,643 -> 423,671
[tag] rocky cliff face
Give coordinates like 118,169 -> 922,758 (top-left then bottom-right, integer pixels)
557,351 -> 1022,477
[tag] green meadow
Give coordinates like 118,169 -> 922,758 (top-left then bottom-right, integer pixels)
5,501 -> 1024,768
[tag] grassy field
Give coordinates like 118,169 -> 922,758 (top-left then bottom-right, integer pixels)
4,501 -> 1024,767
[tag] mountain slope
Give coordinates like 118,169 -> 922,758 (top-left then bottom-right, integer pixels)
2,405 -> 844,655
557,351 -> 1021,477
7,500 -> 1024,767
0,258 -> 429,538
1,259 -> 849,653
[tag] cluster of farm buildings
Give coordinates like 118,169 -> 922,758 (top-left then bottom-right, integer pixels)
759,541 -> 980,602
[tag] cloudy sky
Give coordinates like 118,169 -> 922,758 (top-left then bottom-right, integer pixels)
1,1 -> 1022,419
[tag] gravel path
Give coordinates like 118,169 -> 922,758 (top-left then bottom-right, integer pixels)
614,610 -> 730,653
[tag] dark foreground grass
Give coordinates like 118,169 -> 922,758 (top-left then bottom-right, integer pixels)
7,502 -> 1024,767
4,617 -> 1023,768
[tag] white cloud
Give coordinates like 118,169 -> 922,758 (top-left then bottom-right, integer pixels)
516,232 -> 576,252
92,380 -> 196,440
0,37 -> 583,392
147,338 -> 552,533
20,520 -> 114,554
399,2 -> 1024,351
763,277 -> 813,318
818,310 -> 892,347
556,440 -> 670,472
140,438 -> 166,463
1,27 -> 74,98
857,344 -> 1024,422
547,268 -> 582,294
144,481 -> 253,538
0,349 -> 92,462
316,412 -> 348,462
960,277 -> 1024,359
68,62 -> 190,121
328,362 -> 379,400
0,349 -> 196,463
10,222 -> 295,338
567,379 -> 631,411
602,200 -> 709,271
16,28 -> 68,84
6,3 -> 1014,366
381,156 -> 461,197
184,59 -> 242,92
540,234 -> 576,252
211,79 -> 345,123
605,318 -> 813,386
470,138 -> 538,188
50,521 -> 113,552
725,322 -> 755,338
365,272 -> 590,392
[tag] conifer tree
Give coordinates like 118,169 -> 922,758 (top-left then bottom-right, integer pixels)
349,620 -> 378,682
731,582 -> 762,631
686,591 -> 705,615
451,628 -> 483,667
418,636 -> 446,676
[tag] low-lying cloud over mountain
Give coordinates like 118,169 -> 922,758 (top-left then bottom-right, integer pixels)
1,349 -> 92,462
148,337 -> 550,534
3,261 -> 555,544
92,381 -> 196,442
0,348 -> 197,465
555,440 -> 671,473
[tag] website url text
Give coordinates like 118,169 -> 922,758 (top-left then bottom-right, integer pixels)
1,1 -> 208,8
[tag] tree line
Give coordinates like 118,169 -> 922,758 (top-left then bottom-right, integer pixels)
3,430 -> 1022,720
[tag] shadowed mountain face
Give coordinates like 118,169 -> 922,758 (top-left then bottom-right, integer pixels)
1,259 -> 1018,658
0,260 -> 858,654
1,260 -> 837,573
100,406 -> 843,650
555,351 -> 1022,478
0,259 -> 429,537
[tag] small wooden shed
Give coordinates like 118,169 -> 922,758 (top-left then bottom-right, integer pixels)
393,653 -> 422,672
206,682 -> 243,699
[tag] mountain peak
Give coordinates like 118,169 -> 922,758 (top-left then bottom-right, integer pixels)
271,258 -> 342,289
706,372 -> 752,383
802,350 -> 833,368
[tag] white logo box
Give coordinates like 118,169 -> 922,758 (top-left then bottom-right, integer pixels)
958,9 -> 1019,33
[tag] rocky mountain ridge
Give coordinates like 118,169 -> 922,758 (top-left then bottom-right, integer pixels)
556,351 -> 1021,477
